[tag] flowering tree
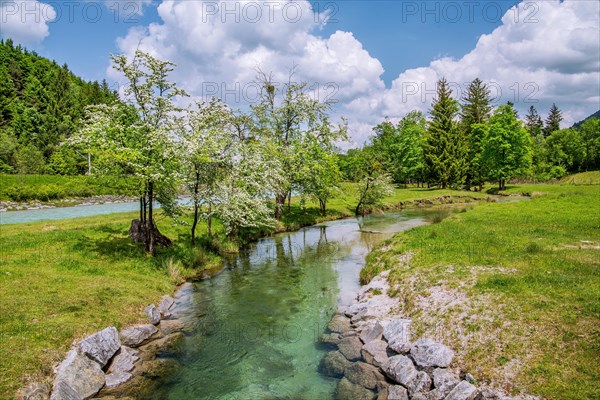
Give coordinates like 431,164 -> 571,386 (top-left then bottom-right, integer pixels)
213,138 -> 282,239
75,51 -> 187,254
179,98 -> 234,243
252,70 -> 346,220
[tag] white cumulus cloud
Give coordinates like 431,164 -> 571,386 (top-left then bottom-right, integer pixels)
113,0 -> 600,146
0,0 -> 56,44
368,0 -> 600,132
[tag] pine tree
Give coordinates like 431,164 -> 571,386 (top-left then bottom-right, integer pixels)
460,78 -> 492,132
423,78 -> 466,188
524,105 -> 543,136
461,78 -> 492,189
544,103 -> 563,137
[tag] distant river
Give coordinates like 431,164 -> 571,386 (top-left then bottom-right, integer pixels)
0,198 -> 193,225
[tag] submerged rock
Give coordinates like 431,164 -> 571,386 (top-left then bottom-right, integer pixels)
138,332 -> 184,358
159,319 -> 185,336
50,350 -> 105,400
344,362 -> 386,390
320,351 -> 351,377
338,336 -> 363,361
77,327 -> 121,367
328,314 -> 353,334
320,332 -> 342,346
105,371 -> 133,388
410,339 -> 454,368
137,358 -> 180,379
335,377 -> 375,400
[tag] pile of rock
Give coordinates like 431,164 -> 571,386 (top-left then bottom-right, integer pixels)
17,294 -> 188,400
319,271 -> 517,400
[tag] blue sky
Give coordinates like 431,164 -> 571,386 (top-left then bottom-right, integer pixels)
1,0 -> 598,144
310,1 -> 520,83
5,0 -> 518,84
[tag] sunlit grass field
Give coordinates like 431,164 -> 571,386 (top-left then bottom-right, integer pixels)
363,182 -> 600,399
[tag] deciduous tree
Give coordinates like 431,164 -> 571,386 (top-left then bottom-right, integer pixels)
482,103 -> 532,190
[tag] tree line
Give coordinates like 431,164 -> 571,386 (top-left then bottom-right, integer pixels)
73,51 -> 345,254
4,47 -> 599,254
0,39 -> 118,175
339,78 -> 600,191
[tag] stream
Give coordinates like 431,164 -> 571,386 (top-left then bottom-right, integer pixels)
149,209 -> 452,400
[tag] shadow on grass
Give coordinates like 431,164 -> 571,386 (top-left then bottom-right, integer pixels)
486,186 -> 518,195
72,232 -> 147,261
282,205 -> 347,230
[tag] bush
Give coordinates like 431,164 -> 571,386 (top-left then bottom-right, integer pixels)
548,166 -> 567,180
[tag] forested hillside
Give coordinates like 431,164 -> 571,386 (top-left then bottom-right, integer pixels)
0,39 -> 118,175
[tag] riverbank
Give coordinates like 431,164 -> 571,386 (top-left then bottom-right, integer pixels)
361,184 -> 599,399
0,174 -> 138,204
0,185 -> 489,398
0,195 -> 137,212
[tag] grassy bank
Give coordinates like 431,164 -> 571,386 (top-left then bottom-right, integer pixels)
0,174 -> 139,202
362,183 -> 600,399
0,184 -> 487,397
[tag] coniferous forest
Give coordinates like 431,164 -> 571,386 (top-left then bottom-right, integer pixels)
0,39 -> 118,175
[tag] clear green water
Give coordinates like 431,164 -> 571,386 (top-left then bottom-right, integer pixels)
150,210 -> 447,400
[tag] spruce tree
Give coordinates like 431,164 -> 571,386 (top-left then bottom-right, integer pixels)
544,103 -> 563,137
524,105 -> 543,136
460,78 -> 492,132
461,78 -> 492,190
423,78 -> 466,188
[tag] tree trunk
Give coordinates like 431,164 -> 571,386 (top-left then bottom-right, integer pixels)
129,219 -> 172,249
287,190 -> 291,211
147,181 -> 155,254
207,202 -> 213,239
355,201 -> 362,217
191,203 -> 199,245
142,193 -> 147,224
229,224 -> 239,242
191,174 -> 200,245
139,196 -> 144,222
319,198 -> 326,216
275,191 -> 286,221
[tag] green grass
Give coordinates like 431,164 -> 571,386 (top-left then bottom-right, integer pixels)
0,184 -> 488,398
0,174 -> 139,202
362,183 -> 600,399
